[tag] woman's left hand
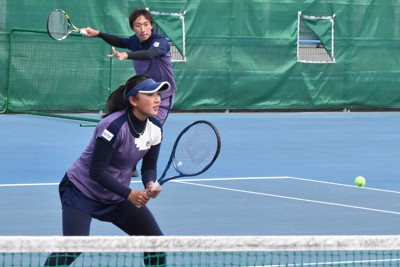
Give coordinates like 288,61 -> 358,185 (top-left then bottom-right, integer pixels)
146,181 -> 162,198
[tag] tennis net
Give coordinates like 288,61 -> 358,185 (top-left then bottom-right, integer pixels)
1,235 -> 400,266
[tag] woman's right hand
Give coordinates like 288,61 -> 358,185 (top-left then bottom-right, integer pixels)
128,190 -> 150,207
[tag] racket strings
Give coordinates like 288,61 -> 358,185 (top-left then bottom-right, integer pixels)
173,123 -> 219,175
48,11 -> 69,40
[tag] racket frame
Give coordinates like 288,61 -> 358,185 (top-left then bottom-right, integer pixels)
47,9 -> 87,41
157,120 -> 221,186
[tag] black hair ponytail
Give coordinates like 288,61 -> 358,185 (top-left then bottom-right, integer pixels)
102,85 -> 126,118
102,74 -> 149,118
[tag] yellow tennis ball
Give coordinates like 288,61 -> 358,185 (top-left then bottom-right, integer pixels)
355,176 -> 366,187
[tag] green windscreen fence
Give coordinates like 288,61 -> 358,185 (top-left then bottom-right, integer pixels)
0,32 -> 8,113
151,10 -> 186,60
304,18 -> 333,58
1,0 -> 400,121
5,30 -> 111,121
300,13 -> 335,60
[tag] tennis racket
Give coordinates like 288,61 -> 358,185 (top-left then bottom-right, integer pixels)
46,9 -> 87,41
152,120 -> 221,190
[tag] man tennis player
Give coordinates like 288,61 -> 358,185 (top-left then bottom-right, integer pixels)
83,8 -> 177,177
83,8 -> 176,125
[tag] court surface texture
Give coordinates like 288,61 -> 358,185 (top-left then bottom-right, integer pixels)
1,112 -> 400,236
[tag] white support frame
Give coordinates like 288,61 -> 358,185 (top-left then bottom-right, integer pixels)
149,9 -> 187,62
297,11 -> 336,64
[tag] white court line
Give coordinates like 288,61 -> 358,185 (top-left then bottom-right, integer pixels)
173,176 -> 292,182
2,177 -> 400,214
289,176 -> 400,194
1,176 -> 400,195
0,180 -> 151,187
0,176 -> 290,187
171,176 -> 400,194
0,182 -> 59,187
171,178 -> 400,216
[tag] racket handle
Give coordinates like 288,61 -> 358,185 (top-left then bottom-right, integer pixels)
135,189 -> 151,208
136,183 -> 159,207
79,29 -> 88,35
151,181 -> 161,191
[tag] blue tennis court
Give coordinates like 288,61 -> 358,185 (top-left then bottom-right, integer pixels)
1,112 -> 400,236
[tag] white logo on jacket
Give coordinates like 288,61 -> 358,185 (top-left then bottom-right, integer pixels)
101,129 -> 114,141
135,121 -> 162,150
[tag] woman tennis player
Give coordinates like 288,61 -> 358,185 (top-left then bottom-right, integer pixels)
44,75 -> 169,266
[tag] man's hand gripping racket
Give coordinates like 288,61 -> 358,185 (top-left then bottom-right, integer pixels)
151,120 -> 221,191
